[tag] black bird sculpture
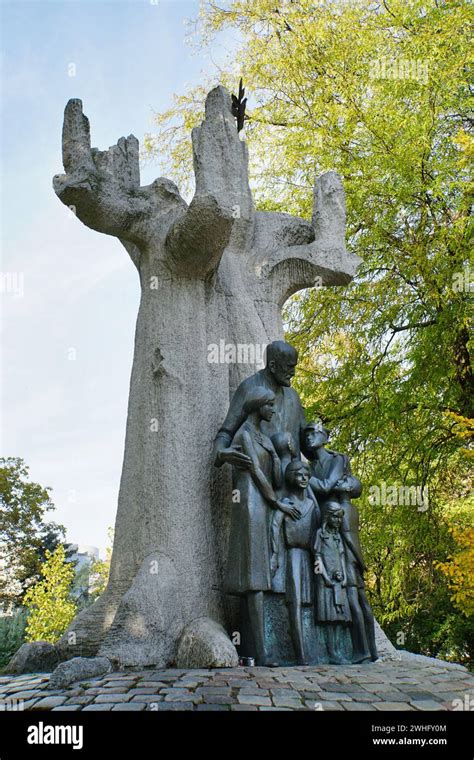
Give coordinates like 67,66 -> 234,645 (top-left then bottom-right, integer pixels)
231,78 -> 247,133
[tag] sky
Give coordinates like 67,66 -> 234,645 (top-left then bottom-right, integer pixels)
1,0 -> 237,556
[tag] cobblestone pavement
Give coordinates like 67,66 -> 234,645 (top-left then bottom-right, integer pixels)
0,659 -> 472,712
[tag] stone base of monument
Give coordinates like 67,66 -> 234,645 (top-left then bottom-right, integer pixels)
237,594 -> 353,666
2,608 -> 402,676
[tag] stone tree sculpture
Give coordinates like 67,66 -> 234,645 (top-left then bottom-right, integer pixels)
48,85 -> 360,670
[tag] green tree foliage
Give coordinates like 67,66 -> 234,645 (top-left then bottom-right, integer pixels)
23,545 -> 77,644
0,458 -> 66,607
0,609 -> 28,670
436,522 -> 474,617
148,0 -> 473,664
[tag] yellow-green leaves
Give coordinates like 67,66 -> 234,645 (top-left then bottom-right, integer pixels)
24,545 -> 77,644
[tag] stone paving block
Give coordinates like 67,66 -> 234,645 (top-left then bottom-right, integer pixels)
365,683 -> 406,693
374,702 -> 415,711
270,688 -> 301,698
410,700 -> 446,711
402,691 -> 444,701
208,671 -> 231,683
163,691 -> 199,702
195,686 -> 232,696
0,690 -> 42,700
350,677 -> 385,684
31,696 -> 68,709
10,680 -> 47,690
431,674 -> 464,682
65,696 -> 94,705
372,692 -> 411,702
300,691 -> 326,701
143,675 -> 176,682
231,704 -> 258,711
34,690 -> 64,696
126,687 -> 162,696
272,696 -> 303,708
83,703 -> 114,711
82,688 -> 109,696
433,682 -> 469,691
151,702 -> 194,711
101,685 -> 132,692
316,692 -> 353,701
238,687 -> 270,696
52,705 -> 82,711
237,694 -> 272,706
196,704 -> 230,711
319,683 -> 363,693
112,702 -> 146,711
363,686 -> 410,702
343,702 -> 377,711
94,693 -> 132,703
130,695 -> 164,703
202,694 -> 235,704
1,684 -> 36,695
102,674 -> 131,680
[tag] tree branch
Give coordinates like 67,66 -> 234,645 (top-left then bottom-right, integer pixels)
53,100 -> 186,263
389,319 -> 437,333
165,86 -> 255,277
253,170 -> 359,304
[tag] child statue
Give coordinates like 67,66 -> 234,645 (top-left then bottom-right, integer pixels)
269,432 -> 298,593
271,460 -> 320,665
334,474 -> 378,662
313,501 -> 352,664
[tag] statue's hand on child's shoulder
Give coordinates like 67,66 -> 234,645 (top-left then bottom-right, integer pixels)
277,497 -> 301,520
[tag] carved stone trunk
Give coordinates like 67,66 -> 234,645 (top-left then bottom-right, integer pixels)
51,87 -> 360,668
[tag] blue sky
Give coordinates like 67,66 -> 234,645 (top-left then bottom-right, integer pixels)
1,0 -> 237,555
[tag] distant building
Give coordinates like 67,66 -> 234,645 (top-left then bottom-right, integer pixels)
68,544 -> 100,570
67,544 -> 100,606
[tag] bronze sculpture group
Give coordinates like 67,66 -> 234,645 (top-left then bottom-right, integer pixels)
214,340 -> 378,666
